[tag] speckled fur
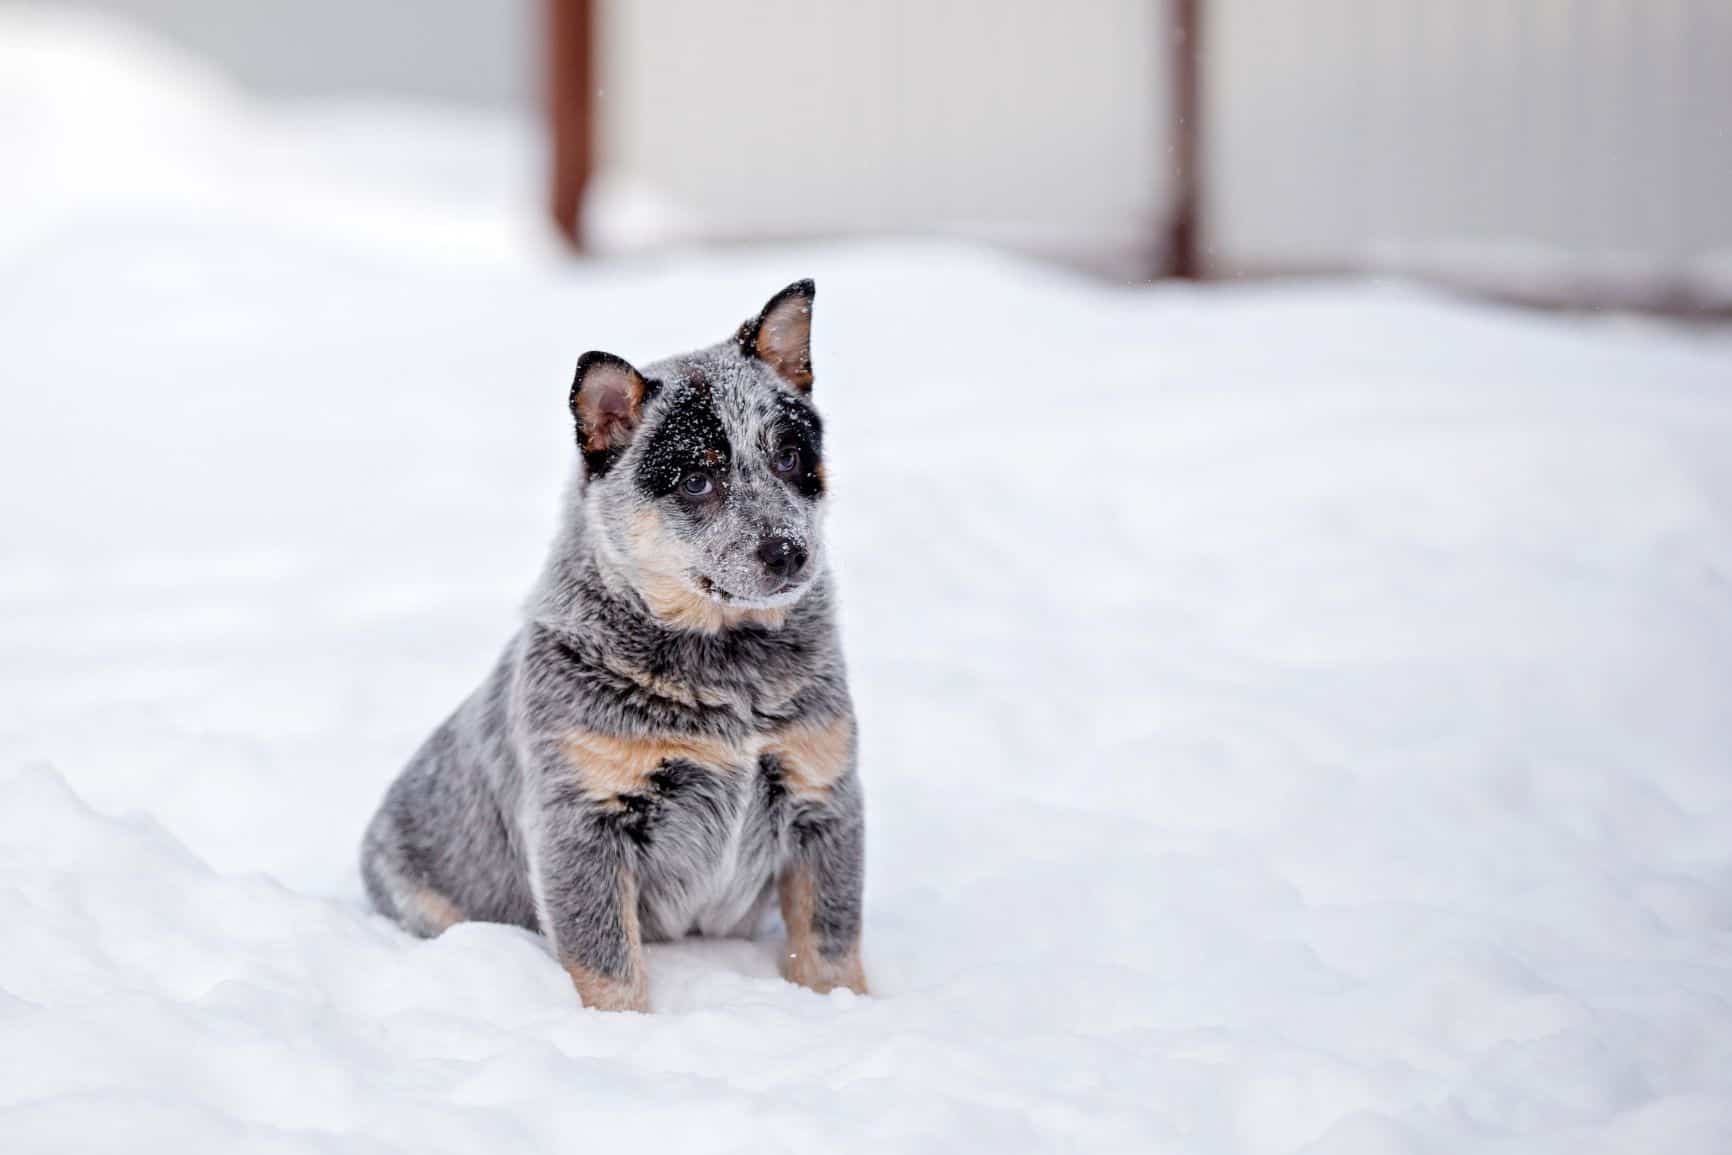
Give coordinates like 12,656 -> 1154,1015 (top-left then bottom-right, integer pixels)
361,282 -> 866,1011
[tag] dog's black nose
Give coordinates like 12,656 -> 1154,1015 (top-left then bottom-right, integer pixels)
756,535 -> 807,579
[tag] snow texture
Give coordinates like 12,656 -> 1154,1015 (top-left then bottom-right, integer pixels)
4,10 -> 1732,1154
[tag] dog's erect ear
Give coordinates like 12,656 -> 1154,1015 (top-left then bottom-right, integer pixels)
570,351 -> 649,475
737,279 -> 815,392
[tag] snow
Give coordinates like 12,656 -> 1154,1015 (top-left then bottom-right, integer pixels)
5,10 -> 1732,1154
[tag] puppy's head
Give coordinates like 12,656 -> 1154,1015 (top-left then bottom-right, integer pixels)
570,281 -> 828,627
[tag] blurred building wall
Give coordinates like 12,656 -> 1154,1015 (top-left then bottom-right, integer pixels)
12,0 -> 536,107
24,0 -> 1731,306
594,0 -> 1730,303
1207,0 -> 1732,305
590,0 -> 1167,277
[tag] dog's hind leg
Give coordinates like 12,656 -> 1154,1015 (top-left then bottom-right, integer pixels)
360,814 -> 466,938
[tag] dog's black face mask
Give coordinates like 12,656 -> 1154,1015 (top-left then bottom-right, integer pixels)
572,280 -> 828,612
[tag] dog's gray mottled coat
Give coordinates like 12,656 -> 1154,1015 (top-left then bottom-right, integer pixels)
360,282 -> 866,1011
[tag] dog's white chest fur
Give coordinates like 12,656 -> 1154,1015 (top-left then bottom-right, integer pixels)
635,763 -> 780,942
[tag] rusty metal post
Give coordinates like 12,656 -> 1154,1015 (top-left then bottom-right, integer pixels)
547,0 -> 594,249
1164,0 -> 1203,278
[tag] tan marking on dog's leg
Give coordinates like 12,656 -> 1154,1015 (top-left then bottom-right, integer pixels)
566,964 -> 649,1012
565,869 -> 649,1012
765,714 -> 855,801
405,887 -> 466,936
779,866 -> 866,995
370,843 -> 465,938
561,728 -> 746,800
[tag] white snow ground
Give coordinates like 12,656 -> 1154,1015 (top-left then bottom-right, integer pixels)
4,11 -> 1732,1154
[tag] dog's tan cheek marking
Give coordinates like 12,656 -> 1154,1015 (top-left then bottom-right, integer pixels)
561,729 -> 746,801
625,507 -> 726,633
624,505 -> 789,634
765,714 -> 854,801
732,604 -> 788,630
638,572 -> 789,633
642,572 -> 785,634
624,508 -> 683,586
638,572 -> 715,632
565,871 -> 649,1012
778,866 -> 866,995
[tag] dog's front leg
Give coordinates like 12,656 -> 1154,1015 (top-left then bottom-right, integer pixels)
533,802 -> 648,1013
779,771 -> 868,995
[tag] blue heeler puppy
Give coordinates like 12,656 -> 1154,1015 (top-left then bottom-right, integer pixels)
360,282 -> 866,1011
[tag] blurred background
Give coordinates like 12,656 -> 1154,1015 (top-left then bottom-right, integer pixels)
19,0 -> 1730,313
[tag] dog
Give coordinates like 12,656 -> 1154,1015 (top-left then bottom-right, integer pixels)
360,281 -> 866,1011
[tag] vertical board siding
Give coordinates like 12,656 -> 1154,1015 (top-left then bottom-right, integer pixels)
593,0 -> 1165,272
1207,0 -> 1732,301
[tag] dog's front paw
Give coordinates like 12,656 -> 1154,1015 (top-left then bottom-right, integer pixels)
782,945 -> 868,996
566,964 -> 650,1013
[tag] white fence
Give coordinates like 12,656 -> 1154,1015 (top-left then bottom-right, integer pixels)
595,0 -> 1731,302
591,0 -> 1166,275
1207,0 -> 1732,305
33,0 -> 1732,304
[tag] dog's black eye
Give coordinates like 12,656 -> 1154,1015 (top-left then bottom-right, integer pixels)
681,471 -> 713,497
772,445 -> 801,475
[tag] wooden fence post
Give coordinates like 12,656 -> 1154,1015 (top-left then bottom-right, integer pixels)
1164,0 -> 1203,278
547,0 -> 594,249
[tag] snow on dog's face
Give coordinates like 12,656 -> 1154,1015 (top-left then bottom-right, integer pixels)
570,281 -> 828,630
